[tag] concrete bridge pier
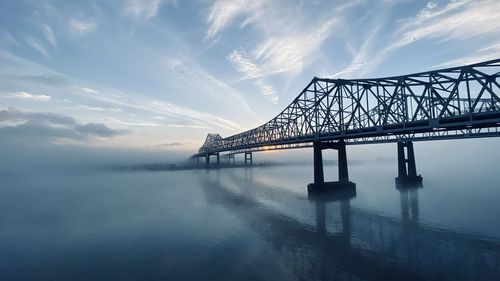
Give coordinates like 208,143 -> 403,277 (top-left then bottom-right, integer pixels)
308,140 -> 355,191
396,141 -> 423,186
244,152 -> 253,166
204,153 -> 220,168
228,154 -> 235,164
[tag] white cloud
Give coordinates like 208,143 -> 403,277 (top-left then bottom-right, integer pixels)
254,79 -> 278,103
212,0 -> 343,76
252,18 -> 338,76
0,32 -> 20,46
206,0 -> 268,40
159,54 -> 260,123
148,99 -> 242,130
69,19 -> 97,35
108,117 -> 162,127
72,82 -> 246,131
213,0 -> 362,103
124,0 -> 175,19
42,25 -> 57,48
392,0 -> 500,50
328,23 -> 383,78
7,91 -> 51,101
434,42 -> 500,68
1,48 -> 248,132
221,2 -> 345,103
166,124 -> 209,129
426,0 -> 437,10
77,105 -> 123,113
24,36 -> 49,57
228,50 -> 260,79
328,0 -> 500,79
75,86 -> 99,94
227,50 -> 279,102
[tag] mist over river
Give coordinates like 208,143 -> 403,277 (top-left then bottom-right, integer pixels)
1,140 -> 500,281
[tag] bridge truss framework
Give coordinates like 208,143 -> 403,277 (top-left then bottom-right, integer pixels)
192,59 -> 500,186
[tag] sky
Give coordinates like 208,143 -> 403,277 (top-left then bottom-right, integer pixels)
0,0 -> 500,154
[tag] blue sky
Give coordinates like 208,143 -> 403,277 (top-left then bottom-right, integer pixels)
0,0 -> 499,151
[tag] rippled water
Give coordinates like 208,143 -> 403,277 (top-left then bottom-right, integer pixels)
1,159 -> 500,280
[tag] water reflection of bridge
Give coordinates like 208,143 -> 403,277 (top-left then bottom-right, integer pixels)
200,170 -> 500,281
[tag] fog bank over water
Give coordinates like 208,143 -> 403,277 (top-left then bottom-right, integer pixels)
0,143 -> 188,177
1,133 -> 500,177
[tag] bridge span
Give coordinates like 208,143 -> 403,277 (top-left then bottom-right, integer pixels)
192,59 -> 500,189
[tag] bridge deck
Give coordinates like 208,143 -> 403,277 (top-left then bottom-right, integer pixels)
194,59 -> 500,157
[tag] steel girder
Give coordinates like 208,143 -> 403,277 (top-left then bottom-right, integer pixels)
196,59 -> 500,156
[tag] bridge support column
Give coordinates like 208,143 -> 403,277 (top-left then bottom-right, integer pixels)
244,152 -> 253,166
205,154 -> 210,167
308,140 -> 355,191
338,140 -> 349,182
216,153 -> 220,165
313,144 -> 324,184
396,141 -> 422,186
229,154 -> 235,165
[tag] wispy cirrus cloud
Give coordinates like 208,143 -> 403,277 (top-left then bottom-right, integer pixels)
77,105 -> 123,113
69,19 -> 97,35
75,86 -> 99,94
107,117 -> 162,127
209,0 -> 359,102
124,0 -> 176,19
329,0 -> 500,79
159,52 -> 260,124
254,79 -> 278,104
23,36 -> 50,57
251,18 -> 338,76
228,50 -> 278,103
1,47 -> 246,132
42,25 -> 57,48
206,0 -> 268,40
434,42 -> 500,68
70,85 -> 244,131
392,0 -> 500,50
212,0 -> 343,76
328,10 -> 388,78
6,91 -> 51,101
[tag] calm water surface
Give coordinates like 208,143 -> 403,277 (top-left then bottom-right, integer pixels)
1,160 -> 500,280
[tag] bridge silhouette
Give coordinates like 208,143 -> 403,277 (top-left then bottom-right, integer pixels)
193,59 -> 500,189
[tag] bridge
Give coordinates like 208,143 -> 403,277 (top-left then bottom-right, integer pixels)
192,59 -> 500,189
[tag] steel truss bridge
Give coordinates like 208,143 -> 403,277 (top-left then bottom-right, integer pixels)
192,59 -> 500,186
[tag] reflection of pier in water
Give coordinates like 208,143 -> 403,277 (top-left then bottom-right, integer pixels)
201,169 -> 500,281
